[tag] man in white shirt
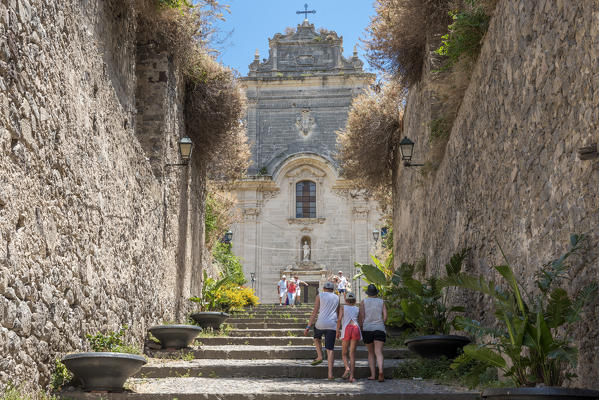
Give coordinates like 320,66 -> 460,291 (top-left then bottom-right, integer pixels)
304,281 -> 340,379
337,271 -> 348,301
277,275 -> 288,306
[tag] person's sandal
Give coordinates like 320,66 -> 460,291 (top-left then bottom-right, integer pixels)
378,372 -> 385,382
311,359 -> 323,366
341,370 -> 350,379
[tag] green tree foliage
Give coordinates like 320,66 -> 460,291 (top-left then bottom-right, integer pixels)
213,242 -> 246,286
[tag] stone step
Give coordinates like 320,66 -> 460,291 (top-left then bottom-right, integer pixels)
246,305 -> 314,309
227,322 -> 307,329
231,312 -> 312,318
137,359 -> 402,379
195,336 -> 330,346
228,328 -> 304,337
227,318 -> 305,324
146,345 -> 411,360
60,377 -> 479,400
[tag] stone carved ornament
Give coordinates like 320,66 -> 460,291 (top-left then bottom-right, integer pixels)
296,109 -> 315,137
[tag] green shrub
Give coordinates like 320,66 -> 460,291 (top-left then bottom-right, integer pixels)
157,0 -> 192,9
49,359 -> 72,391
85,326 -> 142,355
435,1 -> 491,70
213,242 -> 246,285
1,383 -> 57,400
395,356 -> 501,389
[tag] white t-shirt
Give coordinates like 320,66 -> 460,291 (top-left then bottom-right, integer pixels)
338,276 -> 348,290
277,280 -> 287,293
315,291 -> 339,330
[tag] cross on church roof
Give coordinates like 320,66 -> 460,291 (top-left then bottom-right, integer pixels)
296,3 -> 316,20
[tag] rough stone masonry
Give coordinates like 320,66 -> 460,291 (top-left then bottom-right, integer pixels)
0,0 -> 206,390
393,0 -> 599,387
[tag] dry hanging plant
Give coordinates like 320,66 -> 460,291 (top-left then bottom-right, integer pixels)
336,81 -> 404,196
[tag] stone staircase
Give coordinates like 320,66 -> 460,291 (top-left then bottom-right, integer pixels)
60,304 -> 479,399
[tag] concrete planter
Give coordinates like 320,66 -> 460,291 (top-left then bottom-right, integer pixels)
148,324 -> 202,349
62,352 -> 146,392
483,387 -> 599,399
404,334 -> 471,359
190,311 -> 230,330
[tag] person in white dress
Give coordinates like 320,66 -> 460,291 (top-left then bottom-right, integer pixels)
304,281 -> 340,380
277,275 -> 288,306
336,292 -> 361,382
358,284 -> 388,382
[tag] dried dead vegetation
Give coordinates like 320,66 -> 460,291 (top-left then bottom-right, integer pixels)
136,0 -> 250,181
365,0 -> 452,87
365,0 -> 497,175
336,81 -> 404,212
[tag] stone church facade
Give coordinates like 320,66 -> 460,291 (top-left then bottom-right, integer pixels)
231,20 -> 382,303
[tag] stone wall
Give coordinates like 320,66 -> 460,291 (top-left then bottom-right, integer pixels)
393,1 -> 599,386
0,0 -> 204,389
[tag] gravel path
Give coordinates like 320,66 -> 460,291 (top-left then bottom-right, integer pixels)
129,377 -> 475,395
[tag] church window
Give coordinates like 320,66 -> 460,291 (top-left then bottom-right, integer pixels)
296,181 -> 316,218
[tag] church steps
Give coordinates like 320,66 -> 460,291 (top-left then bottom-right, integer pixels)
228,328 -> 306,337
231,312 -> 313,318
227,322 -> 307,329
227,318 -> 308,324
61,377 -> 480,400
135,359 -> 402,379
146,346 -> 410,360
196,336 -> 336,346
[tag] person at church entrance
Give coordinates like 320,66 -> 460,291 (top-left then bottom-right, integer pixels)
336,292 -> 360,382
337,271 -> 349,301
277,275 -> 288,306
358,284 -> 387,382
293,275 -> 309,305
304,281 -> 339,379
287,279 -> 297,306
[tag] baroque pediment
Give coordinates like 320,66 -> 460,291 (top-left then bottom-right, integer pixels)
285,165 -> 326,179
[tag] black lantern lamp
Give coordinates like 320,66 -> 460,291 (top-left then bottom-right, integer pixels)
224,230 -> 233,244
166,136 -> 194,167
372,229 -> 380,242
399,136 -> 424,167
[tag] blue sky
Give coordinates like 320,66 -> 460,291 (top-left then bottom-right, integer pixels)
212,1 -> 378,76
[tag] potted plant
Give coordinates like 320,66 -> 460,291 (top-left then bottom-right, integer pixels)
399,248 -> 472,358
61,326 -> 146,392
189,271 -> 232,330
148,323 -> 202,350
445,234 -> 599,399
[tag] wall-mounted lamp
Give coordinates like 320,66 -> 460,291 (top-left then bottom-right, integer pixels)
165,136 -> 194,167
372,229 -> 380,242
399,136 -> 424,167
224,230 -> 233,244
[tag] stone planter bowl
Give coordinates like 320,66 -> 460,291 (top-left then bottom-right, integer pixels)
148,324 -> 202,349
483,387 -> 599,400
404,334 -> 471,359
62,352 -> 146,392
189,311 -> 230,330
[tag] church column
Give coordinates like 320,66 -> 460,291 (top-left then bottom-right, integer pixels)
352,204 -> 370,302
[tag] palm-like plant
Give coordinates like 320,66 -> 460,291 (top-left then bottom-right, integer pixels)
189,270 -> 233,311
445,234 -> 598,387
